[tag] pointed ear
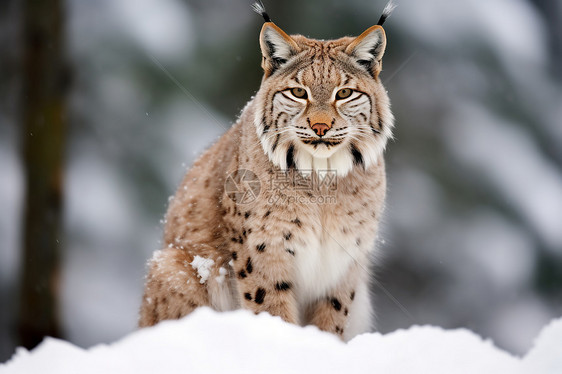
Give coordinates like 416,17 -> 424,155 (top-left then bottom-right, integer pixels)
259,22 -> 300,77
345,25 -> 387,77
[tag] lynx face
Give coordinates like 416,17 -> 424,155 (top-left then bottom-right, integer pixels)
254,23 -> 394,176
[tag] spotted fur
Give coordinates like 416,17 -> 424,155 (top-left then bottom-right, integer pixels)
139,8 -> 394,342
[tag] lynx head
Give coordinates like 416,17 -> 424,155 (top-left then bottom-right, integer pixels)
252,3 -> 395,177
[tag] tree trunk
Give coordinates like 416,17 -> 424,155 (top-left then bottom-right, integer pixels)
18,0 -> 69,349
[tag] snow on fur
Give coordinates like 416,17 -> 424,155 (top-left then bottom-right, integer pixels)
189,255 -> 214,284
2,308 -> 561,374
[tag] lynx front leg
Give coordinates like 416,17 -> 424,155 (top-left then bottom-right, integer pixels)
139,248 -> 209,327
305,266 -> 372,340
139,245 -> 233,327
232,238 -> 299,324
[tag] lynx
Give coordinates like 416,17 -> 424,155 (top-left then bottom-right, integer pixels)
139,2 -> 395,341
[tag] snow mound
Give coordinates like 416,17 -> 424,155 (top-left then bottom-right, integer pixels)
2,308 -> 561,374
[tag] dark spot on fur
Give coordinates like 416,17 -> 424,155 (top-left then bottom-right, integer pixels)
286,248 -> 295,256
204,179 -> 210,188
275,281 -> 291,291
351,144 -> 364,168
284,232 -> 292,240
255,288 -> 266,304
244,211 -> 251,219
237,236 -> 244,244
292,218 -> 302,227
330,298 -> 342,311
376,118 -> 383,133
271,133 -> 281,153
264,210 -> 271,218
356,238 -> 361,246
232,251 -> 238,261
231,237 -> 238,243
286,144 -> 296,169
335,326 -> 343,334
347,211 -> 354,216
244,292 -> 252,301
256,243 -> 266,252
246,257 -> 253,274
344,308 -> 349,316
152,298 -> 160,317
238,270 -> 247,279
350,291 -> 355,301
242,230 -> 247,238
248,228 -> 253,234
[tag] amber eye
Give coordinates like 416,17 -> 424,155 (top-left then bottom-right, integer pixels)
290,87 -> 308,99
336,88 -> 353,100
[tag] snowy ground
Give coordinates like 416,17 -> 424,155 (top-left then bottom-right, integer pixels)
1,308 -> 561,374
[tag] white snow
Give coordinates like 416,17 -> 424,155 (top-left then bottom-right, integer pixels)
396,0 -> 547,68
444,102 -> 562,251
110,0 -> 193,61
1,309 -> 561,374
215,267 -> 228,284
189,256 -> 215,284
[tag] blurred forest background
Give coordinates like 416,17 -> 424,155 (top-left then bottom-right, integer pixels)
1,0 -> 561,361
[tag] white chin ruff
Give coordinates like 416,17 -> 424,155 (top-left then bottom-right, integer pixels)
294,144 -> 354,177
260,136 -> 385,178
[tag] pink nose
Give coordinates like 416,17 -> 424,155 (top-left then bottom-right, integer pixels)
311,123 -> 330,137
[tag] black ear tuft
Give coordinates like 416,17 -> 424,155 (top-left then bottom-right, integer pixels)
376,0 -> 397,26
252,1 -> 271,23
